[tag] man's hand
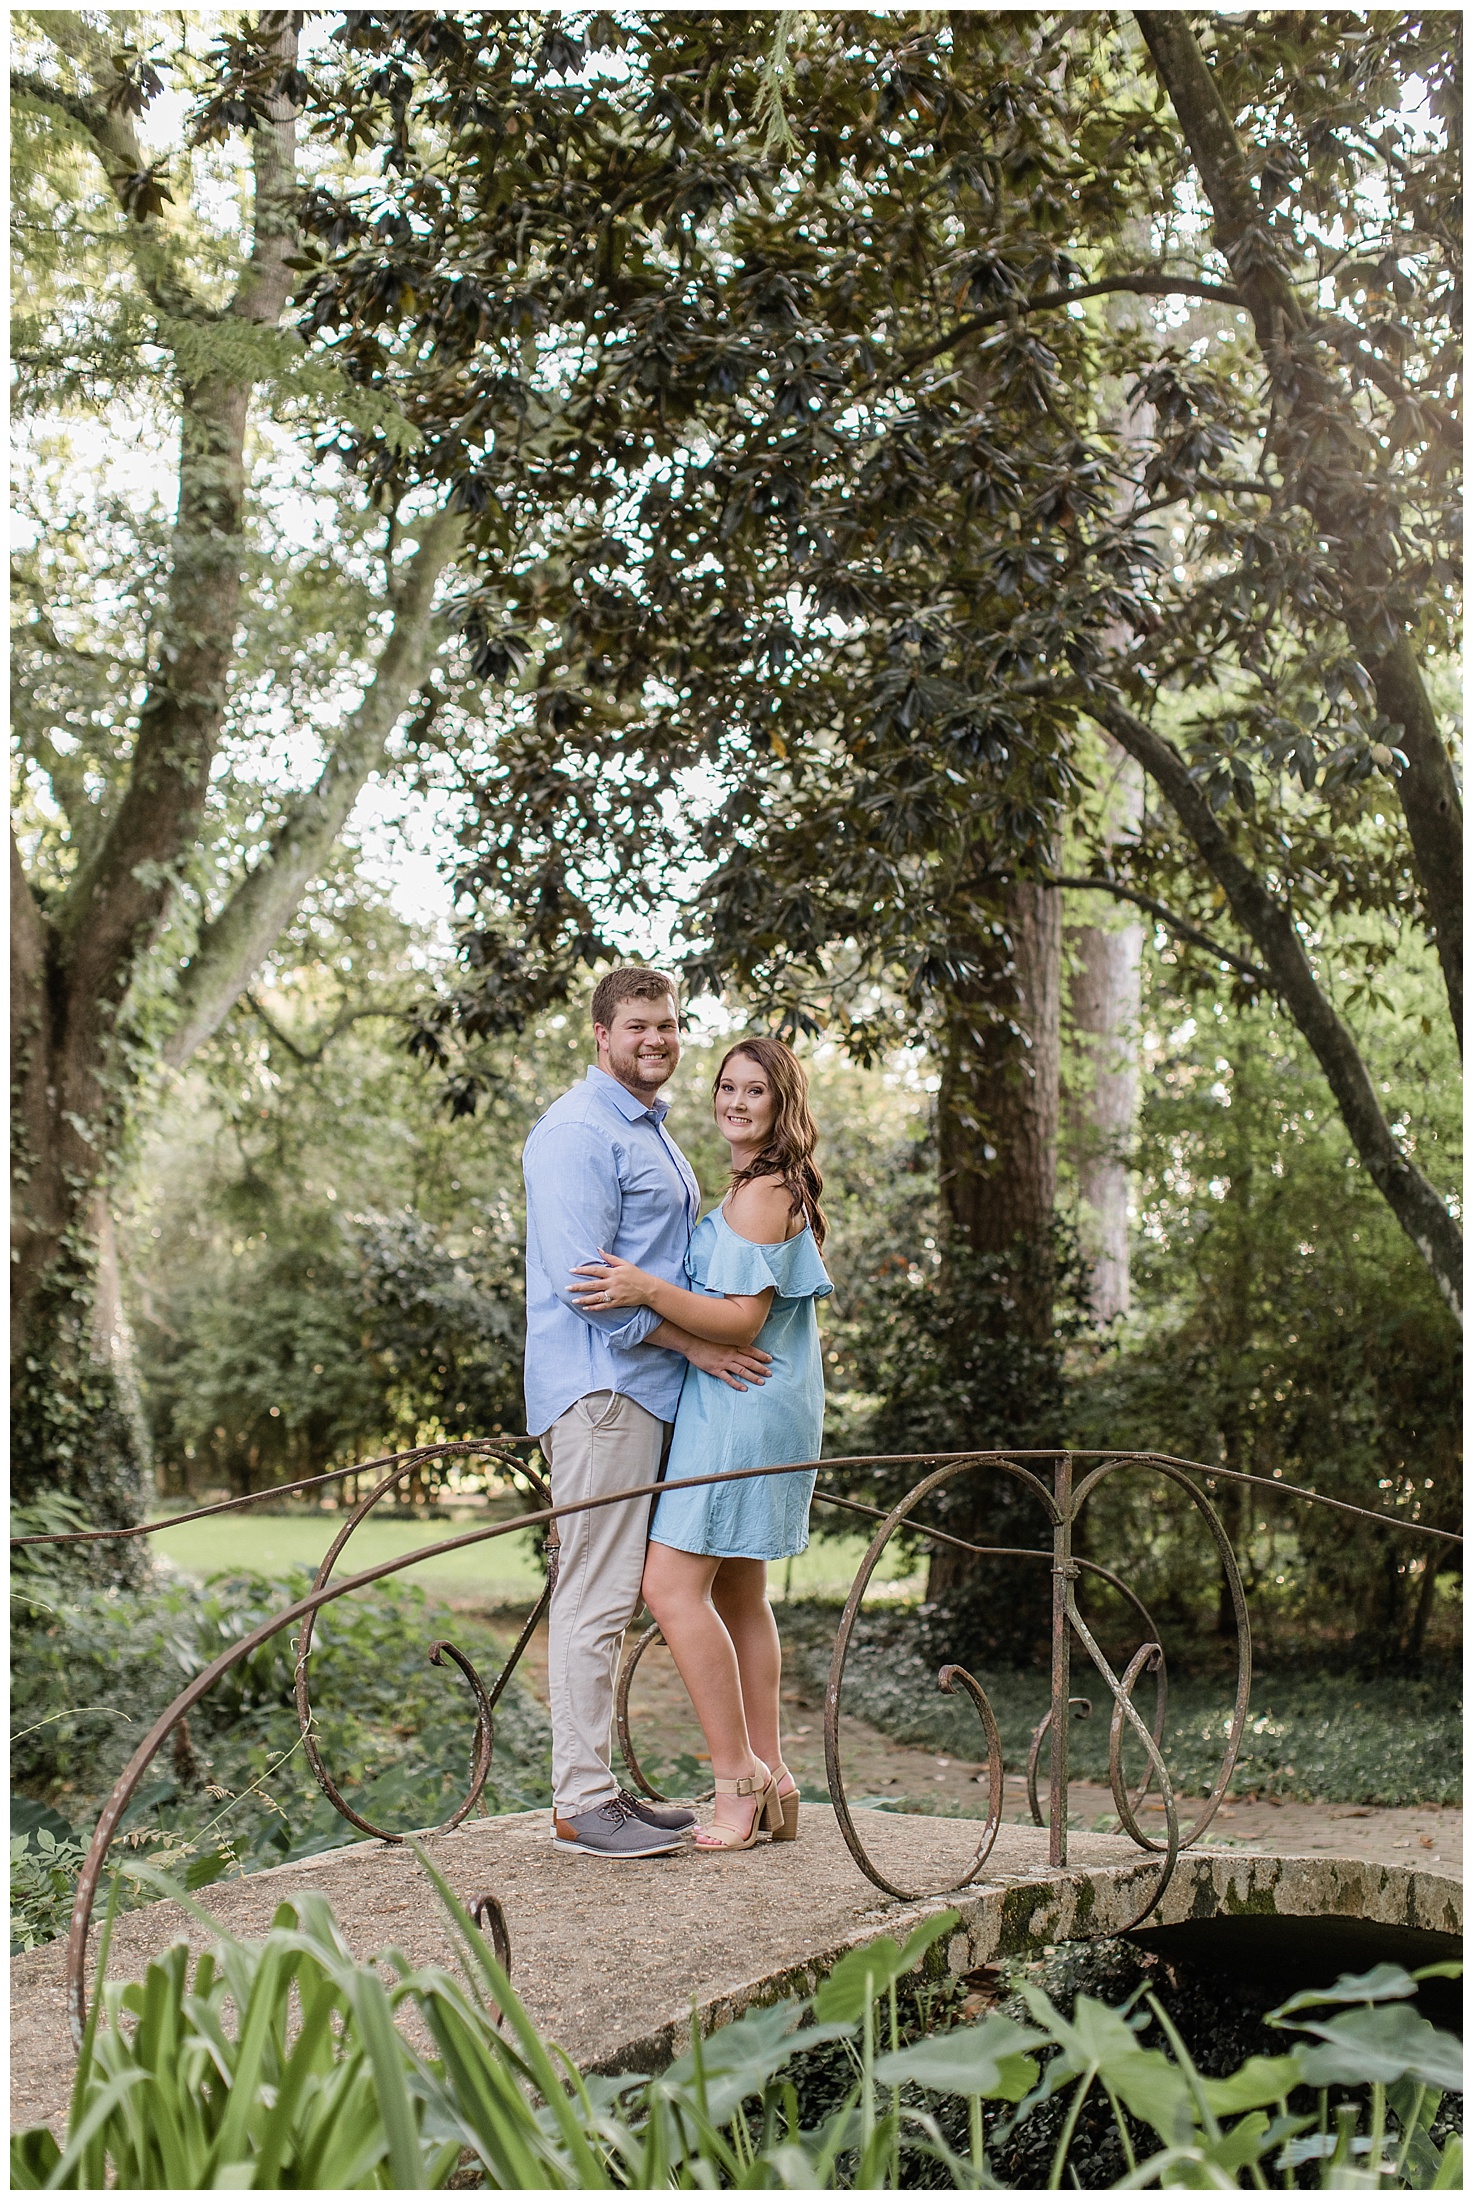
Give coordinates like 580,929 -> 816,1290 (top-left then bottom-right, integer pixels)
679,1334 -> 773,1390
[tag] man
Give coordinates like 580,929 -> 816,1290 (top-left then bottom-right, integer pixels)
523,966 -> 772,1857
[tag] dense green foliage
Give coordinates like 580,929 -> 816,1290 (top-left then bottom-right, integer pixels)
11,1860 -> 1462,2190
112,933 -> 1460,1663
128,982 -> 926,1481
815,954 -> 1459,1664
10,1559 -> 550,1953
1067,981 -> 1459,1656
259,7 -> 1460,1315
128,886 -> 575,1490
780,1605 -> 1460,1811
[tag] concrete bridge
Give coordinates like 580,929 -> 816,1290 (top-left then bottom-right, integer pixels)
12,1445 -> 1461,2136
11,1801 -> 1461,2135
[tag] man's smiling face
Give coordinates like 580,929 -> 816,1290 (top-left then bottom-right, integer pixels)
594,994 -> 681,1101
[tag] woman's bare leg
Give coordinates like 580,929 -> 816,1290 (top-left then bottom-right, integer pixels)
641,1541 -> 765,1835
711,1558 -> 790,1790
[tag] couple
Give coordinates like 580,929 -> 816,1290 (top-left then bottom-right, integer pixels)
522,965 -> 832,1859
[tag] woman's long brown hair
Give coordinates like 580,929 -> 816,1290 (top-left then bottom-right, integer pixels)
712,1038 -> 828,1248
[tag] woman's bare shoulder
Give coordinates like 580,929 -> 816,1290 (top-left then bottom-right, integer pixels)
724,1175 -> 800,1245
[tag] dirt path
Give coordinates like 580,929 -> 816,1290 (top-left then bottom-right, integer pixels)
482,1612 -> 1461,1877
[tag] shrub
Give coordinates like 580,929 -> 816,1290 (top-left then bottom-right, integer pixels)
10,1564 -> 551,1946
9,1826 -> 88,1955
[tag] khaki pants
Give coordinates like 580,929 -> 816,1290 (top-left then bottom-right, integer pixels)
542,1391 -> 671,1815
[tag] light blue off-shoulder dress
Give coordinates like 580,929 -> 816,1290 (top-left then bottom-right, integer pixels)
649,1208 -> 834,1561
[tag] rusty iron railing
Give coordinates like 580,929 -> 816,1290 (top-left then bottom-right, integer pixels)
13,1444 -> 1459,2050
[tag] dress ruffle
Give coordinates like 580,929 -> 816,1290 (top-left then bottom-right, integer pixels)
688,1214 -> 834,1301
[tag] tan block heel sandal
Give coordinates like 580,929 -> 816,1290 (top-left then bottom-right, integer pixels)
770,1765 -> 800,1842
694,1760 -> 782,1851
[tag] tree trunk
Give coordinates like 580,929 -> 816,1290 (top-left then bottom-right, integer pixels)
1066,909 -> 1143,1322
1065,253 -> 1153,1326
937,881 -> 1063,1303
10,24 -> 300,1554
13,25 -> 467,1547
12,345 -> 261,1351
91,1198 -> 153,1482
10,883 -> 151,1554
1404,1545 -> 1447,1671
924,879 -> 1064,1641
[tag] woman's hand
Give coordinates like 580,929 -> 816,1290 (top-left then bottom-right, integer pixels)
568,1250 -> 655,1311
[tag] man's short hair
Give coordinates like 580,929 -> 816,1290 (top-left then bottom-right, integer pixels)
590,965 -> 679,1030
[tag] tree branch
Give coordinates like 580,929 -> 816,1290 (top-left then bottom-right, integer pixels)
162,507 -> 465,1069
12,35 -> 205,321
1080,686 -> 1461,1317
1137,9 -> 1462,1046
1046,875 -> 1268,984
229,49 -> 299,327
900,272 -> 1244,377
11,68 -> 95,133
1307,315 -> 1460,440
54,18 -> 301,1024
240,993 -> 405,1067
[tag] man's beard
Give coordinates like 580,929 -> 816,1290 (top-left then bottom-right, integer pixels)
609,1040 -> 675,1095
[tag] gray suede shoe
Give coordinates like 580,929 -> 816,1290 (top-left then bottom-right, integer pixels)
619,1788 -> 697,1832
552,1794 -> 686,1857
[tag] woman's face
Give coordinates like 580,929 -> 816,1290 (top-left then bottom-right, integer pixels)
714,1054 -> 777,1149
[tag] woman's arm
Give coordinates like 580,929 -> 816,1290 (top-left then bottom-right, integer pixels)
569,1249 -> 772,1346
647,1319 -> 773,1390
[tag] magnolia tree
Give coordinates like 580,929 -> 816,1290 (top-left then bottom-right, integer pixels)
328,11 -> 1456,1311
11,12 -> 1459,1585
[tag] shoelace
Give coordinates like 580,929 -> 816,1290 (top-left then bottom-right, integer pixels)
596,1794 -> 642,1827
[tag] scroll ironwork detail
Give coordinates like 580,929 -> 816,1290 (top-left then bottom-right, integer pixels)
13,1445 -> 1455,2050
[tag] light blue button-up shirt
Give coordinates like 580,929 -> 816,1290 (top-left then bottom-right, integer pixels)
522,1066 -> 702,1437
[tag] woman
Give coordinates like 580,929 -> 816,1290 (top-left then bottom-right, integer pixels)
567,1037 -> 832,1851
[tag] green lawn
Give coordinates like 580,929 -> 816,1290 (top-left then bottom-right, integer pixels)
148,1511 -> 548,1602
148,1511 -> 921,1606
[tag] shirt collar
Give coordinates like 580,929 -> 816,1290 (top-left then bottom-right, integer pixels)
586,1063 -> 671,1125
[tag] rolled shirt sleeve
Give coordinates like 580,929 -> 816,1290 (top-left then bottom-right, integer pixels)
524,1121 -> 663,1349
